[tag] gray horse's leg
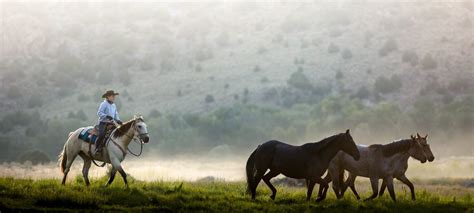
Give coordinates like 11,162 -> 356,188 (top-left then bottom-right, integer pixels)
364,177 -> 379,201
61,154 -> 78,185
106,167 -> 117,186
396,175 -> 415,200
345,174 -> 360,200
385,177 -> 396,202
316,174 -> 332,202
82,159 -> 92,186
262,170 -> 279,200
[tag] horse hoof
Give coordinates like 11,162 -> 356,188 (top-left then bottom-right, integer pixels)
316,197 -> 324,202
270,195 -> 275,200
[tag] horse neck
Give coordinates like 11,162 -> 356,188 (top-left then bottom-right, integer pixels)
113,126 -> 134,148
388,150 -> 410,165
319,138 -> 342,164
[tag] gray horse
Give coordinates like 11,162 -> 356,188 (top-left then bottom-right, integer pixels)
317,134 -> 429,202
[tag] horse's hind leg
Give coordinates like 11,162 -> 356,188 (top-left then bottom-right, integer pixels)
396,175 -> 415,200
61,153 -> 78,185
346,175 -> 360,200
379,179 -> 387,197
262,170 -> 279,200
79,153 -> 92,186
385,177 -> 396,202
316,174 -> 332,202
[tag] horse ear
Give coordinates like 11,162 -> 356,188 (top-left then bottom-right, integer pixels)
346,129 -> 350,135
411,135 -> 415,140
425,134 -> 428,138
417,133 -> 421,138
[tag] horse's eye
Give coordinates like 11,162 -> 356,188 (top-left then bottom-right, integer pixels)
138,126 -> 142,129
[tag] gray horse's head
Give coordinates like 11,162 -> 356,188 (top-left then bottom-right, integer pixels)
409,135 -> 427,163
133,115 -> 150,143
341,129 -> 360,161
416,133 -> 434,162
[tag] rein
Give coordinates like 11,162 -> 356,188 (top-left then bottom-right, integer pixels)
88,119 -> 147,167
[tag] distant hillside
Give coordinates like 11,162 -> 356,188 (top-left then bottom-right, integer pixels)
0,1 -> 472,120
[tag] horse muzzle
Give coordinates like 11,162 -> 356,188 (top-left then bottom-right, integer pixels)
428,156 -> 435,162
142,135 -> 150,143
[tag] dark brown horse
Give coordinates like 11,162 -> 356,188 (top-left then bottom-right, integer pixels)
246,129 -> 360,201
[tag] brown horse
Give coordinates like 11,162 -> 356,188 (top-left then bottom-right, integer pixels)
246,130 -> 360,201
317,134 -> 429,202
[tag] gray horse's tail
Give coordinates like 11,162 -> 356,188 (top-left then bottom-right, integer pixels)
246,148 -> 258,194
58,137 -> 69,173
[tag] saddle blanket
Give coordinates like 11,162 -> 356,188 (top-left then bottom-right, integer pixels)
78,127 -> 97,144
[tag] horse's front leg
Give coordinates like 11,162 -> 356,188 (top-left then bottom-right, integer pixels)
111,160 -> 128,188
306,179 -> 316,201
396,175 -> 415,200
106,167 -> 117,186
364,177 -> 379,201
311,176 -> 328,202
316,174 -> 331,202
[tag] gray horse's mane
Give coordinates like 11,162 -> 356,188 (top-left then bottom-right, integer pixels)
303,133 -> 342,153
370,139 -> 412,157
113,116 -> 144,138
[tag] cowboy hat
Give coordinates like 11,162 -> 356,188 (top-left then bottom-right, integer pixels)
102,90 -> 119,98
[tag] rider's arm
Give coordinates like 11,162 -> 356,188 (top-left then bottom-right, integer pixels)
97,102 -> 108,121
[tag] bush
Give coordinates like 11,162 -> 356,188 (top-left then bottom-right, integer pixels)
287,70 -> 313,91
17,150 -> 51,165
352,86 -> 370,99
118,70 -> 131,85
341,49 -> 353,60
328,43 -> 340,54
378,38 -> 398,57
374,75 -> 403,94
6,85 -> 22,99
27,96 -> 44,108
253,65 -> 261,72
335,70 -> 344,80
401,50 -> 419,66
205,95 -> 215,103
261,77 -> 269,83
149,109 -> 162,118
421,53 -> 437,70
77,94 -> 89,102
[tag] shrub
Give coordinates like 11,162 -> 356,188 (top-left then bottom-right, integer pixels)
421,53 -> 437,70
401,50 -> 419,66
374,75 -> 403,94
335,70 -> 344,80
341,49 -> 353,60
253,65 -> 261,72
149,109 -> 162,118
224,84 -> 230,89
378,38 -> 398,57
328,43 -> 340,54
27,95 -> 44,108
205,95 -> 215,103
118,69 -> 131,85
287,70 -> 313,91
261,77 -> 269,83
77,94 -> 89,102
76,110 -> 87,121
353,86 -> 370,99
6,85 -> 21,99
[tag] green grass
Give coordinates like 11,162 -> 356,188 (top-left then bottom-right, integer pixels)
0,177 -> 472,212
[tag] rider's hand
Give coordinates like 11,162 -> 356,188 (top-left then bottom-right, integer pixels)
117,120 -> 123,125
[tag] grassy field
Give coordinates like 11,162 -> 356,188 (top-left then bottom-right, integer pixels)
0,176 -> 472,212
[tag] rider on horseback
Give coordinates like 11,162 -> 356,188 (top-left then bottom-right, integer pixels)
96,90 -> 123,153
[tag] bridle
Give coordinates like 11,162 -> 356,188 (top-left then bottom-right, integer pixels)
116,119 -> 149,157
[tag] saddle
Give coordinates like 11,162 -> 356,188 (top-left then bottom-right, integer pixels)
78,124 -> 116,144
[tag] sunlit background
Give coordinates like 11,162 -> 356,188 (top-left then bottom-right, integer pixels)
0,0 -> 472,181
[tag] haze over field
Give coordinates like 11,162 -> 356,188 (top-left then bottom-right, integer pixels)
0,1 -> 472,168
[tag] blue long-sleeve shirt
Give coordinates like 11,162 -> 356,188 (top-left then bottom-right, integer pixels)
97,100 -> 120,123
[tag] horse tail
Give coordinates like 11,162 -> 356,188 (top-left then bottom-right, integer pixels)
246,147 -> 258,194
58,143 -> 67,173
